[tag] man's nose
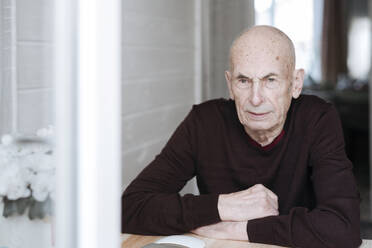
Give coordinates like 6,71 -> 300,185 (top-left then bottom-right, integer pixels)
249,81 -> 264,106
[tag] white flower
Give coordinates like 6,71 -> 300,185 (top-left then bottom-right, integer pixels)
0,126 -> 55,202
0,161 -> 31,200
23,152 -> 54,172
1,134 -> 13,146
30,170 -> 54,202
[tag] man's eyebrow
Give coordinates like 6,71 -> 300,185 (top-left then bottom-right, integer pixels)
261,73 -> 279,79
235,72 -> 279,80
235,73 -> 250,79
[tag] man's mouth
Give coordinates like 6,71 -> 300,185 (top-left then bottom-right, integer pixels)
247,111 -> 269,120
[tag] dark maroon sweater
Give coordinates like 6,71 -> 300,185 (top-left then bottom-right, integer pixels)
122,95 -> 362,247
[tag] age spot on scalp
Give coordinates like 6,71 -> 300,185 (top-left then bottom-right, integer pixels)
276,56 -> 280,61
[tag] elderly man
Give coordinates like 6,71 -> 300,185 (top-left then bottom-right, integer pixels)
122,26 -> 361,247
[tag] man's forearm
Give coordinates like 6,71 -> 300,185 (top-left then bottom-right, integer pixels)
122,191 -> 221,234
247,206 -> 361,248
191,221 -> 249,241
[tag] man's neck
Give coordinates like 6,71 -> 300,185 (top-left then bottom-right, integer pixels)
244,124 -> 284,147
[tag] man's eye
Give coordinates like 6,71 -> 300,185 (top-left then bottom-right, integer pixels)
239,79 -> 248,84
265,77 -> 280,89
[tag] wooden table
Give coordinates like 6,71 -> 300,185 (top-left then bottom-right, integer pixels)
121,234 -> 372,248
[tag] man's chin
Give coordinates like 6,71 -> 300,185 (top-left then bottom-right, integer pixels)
244,122 -> 273,132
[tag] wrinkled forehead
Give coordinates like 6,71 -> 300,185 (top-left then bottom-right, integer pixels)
232,45 -> 291,77
229,29 -> 295,77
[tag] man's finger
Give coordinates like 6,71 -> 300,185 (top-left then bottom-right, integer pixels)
250,184 -> 278,202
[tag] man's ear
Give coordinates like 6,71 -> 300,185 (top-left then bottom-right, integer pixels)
225,70 -> 234,100
291,69 -> 304,99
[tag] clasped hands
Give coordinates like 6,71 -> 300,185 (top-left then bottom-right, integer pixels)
191,184 -> 278,241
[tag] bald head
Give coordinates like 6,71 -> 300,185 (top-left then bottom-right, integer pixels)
229,25 -> 296,75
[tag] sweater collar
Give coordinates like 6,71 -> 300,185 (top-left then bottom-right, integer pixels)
247,129 -> 285,151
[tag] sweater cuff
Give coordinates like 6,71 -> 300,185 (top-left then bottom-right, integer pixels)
247,216 -> 275,244
191,193 -> 221,228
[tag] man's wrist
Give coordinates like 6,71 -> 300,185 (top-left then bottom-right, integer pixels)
217,194 -> 227,221
231,221 -> 249,241
191,221 -> 249,241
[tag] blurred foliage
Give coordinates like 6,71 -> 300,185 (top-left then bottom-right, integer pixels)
2,196 -> 53,219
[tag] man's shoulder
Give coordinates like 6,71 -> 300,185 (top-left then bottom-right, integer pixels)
192,98 -> 233,115
293,94 -> 333,117
291,94 -> 339,133
187,98 -> 235,126
194,98 -> 231,108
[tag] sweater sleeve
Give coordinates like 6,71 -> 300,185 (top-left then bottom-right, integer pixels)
247,105 -> 362,248
121,107 -> 221,235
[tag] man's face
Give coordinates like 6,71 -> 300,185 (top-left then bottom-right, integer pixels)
226,45 -> 300,134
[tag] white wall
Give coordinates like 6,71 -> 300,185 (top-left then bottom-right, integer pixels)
0,0 -> 17,135
121,0 -> 255,193
16,0 -> 54,134
0,0 -> 55,135
121,0 -> 197,191
204,0 -> 255,100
